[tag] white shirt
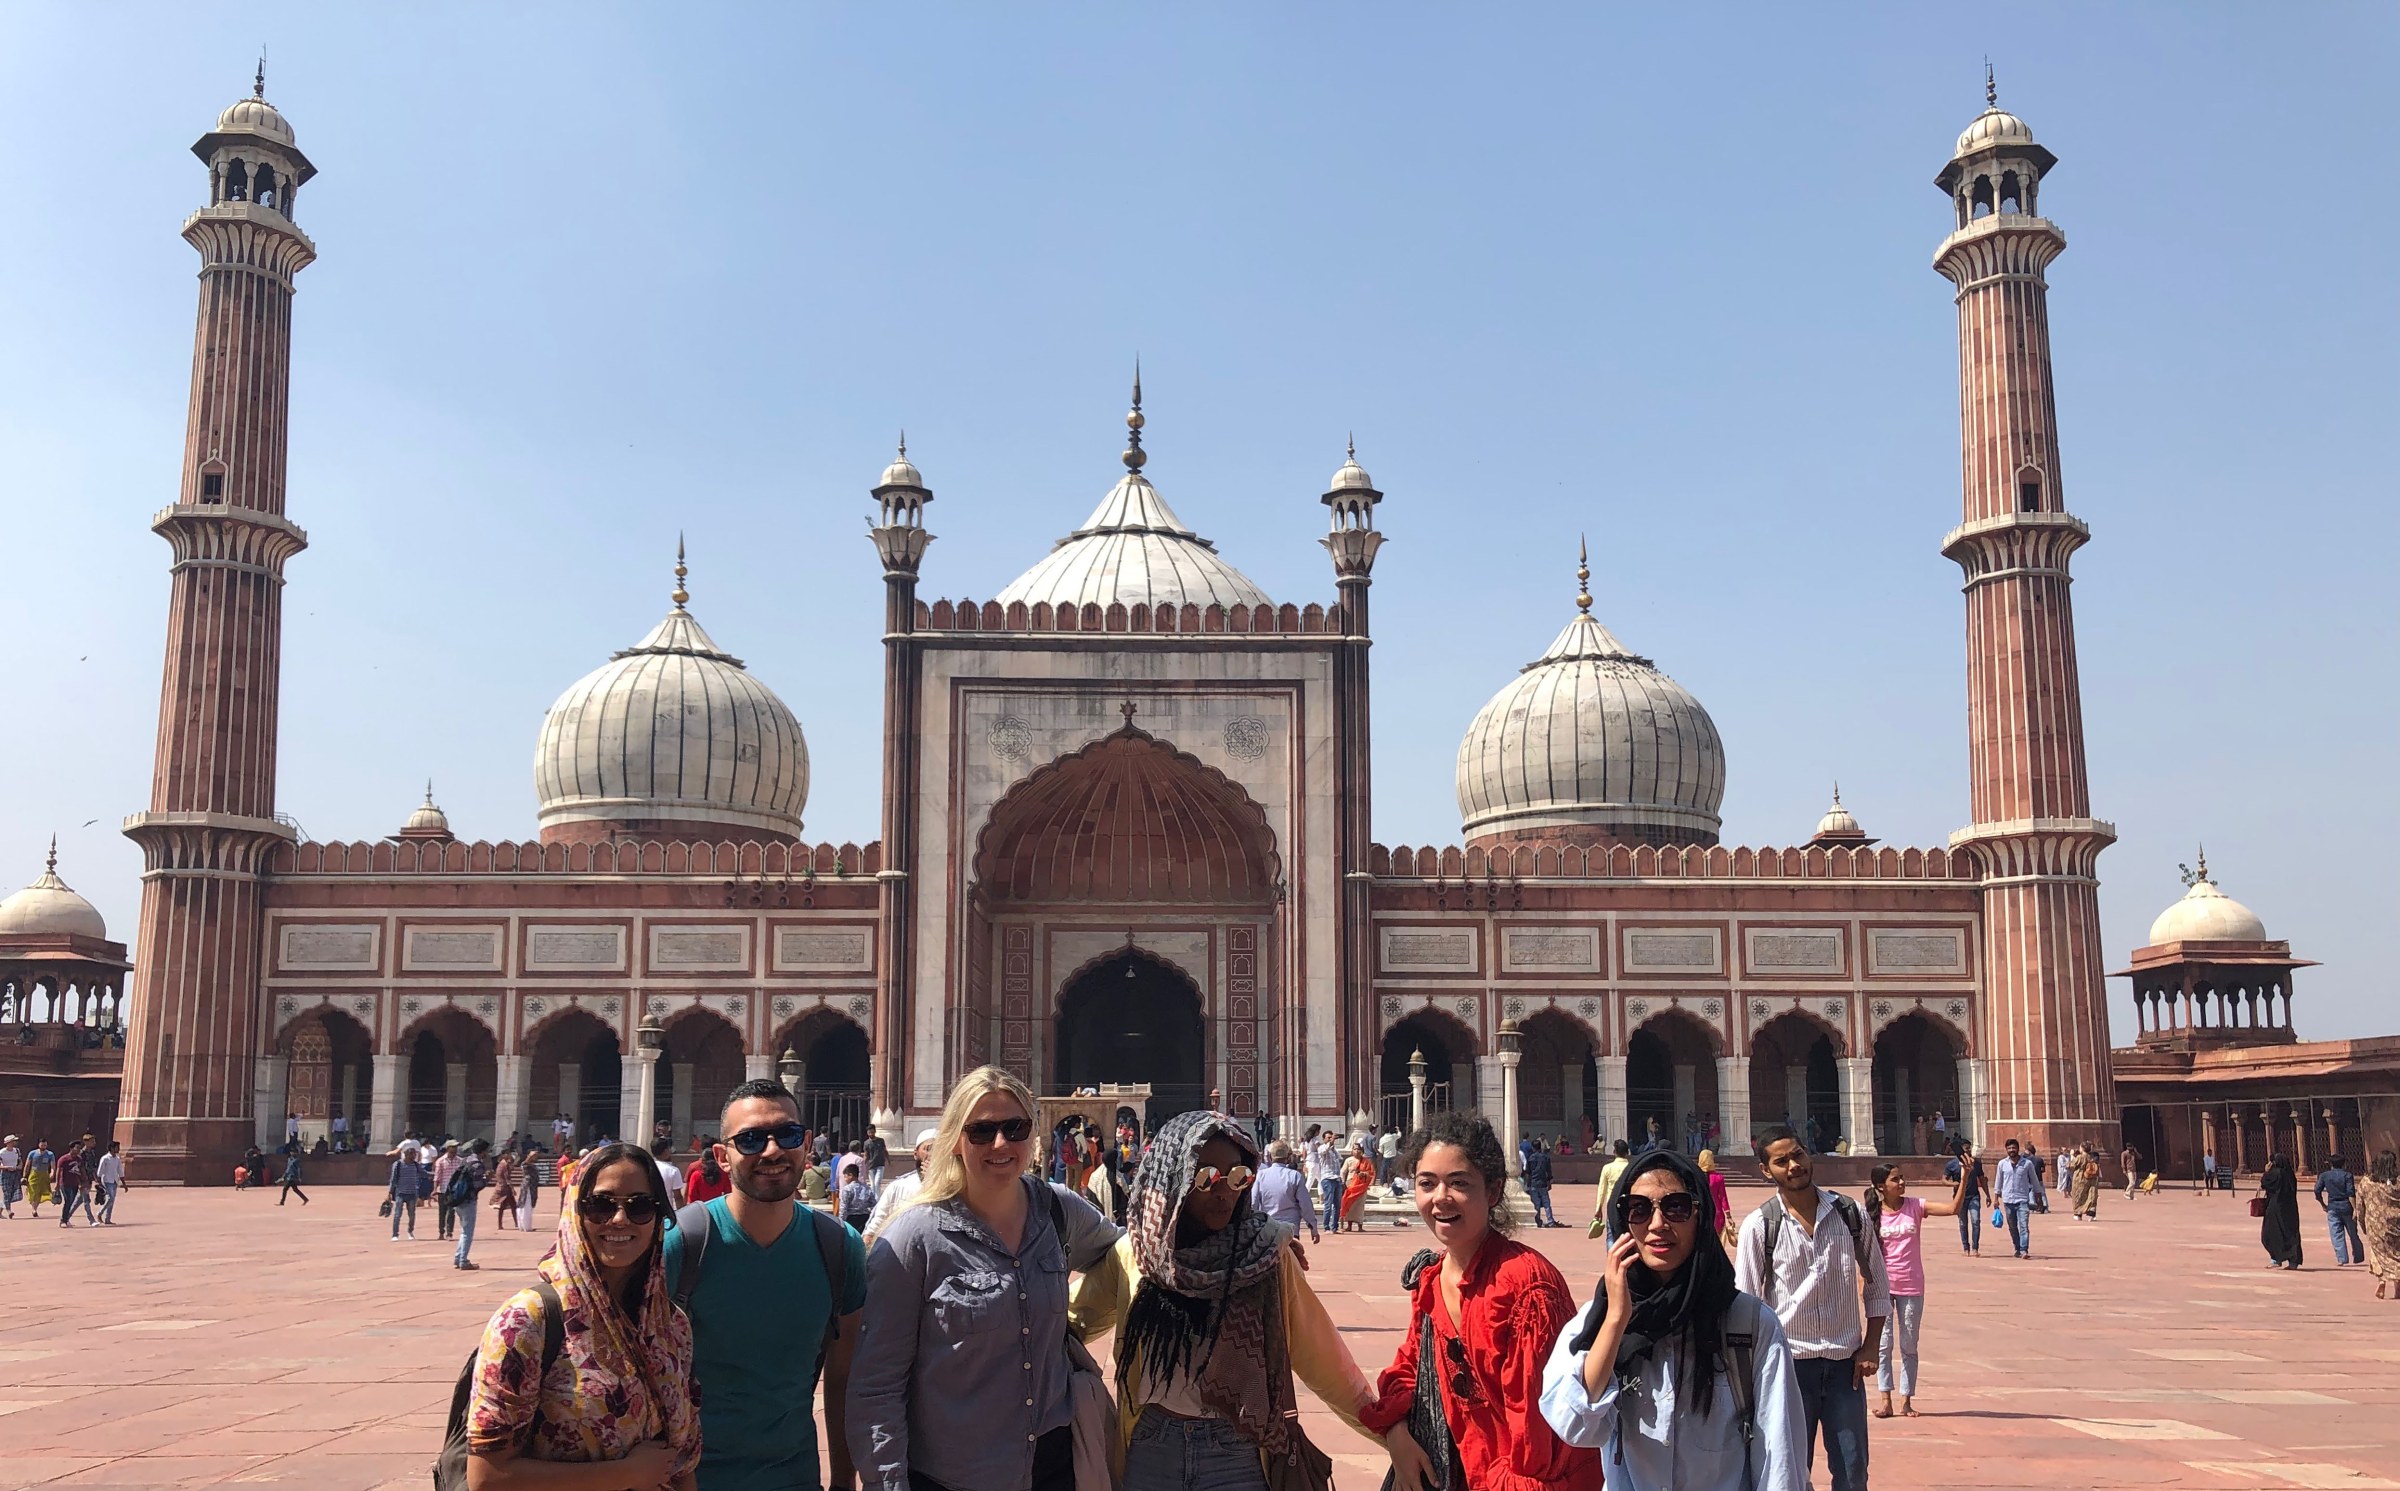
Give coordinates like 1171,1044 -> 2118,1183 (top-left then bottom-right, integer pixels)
1378,1131 -> 1400,1159
861,1170 -> 923,1238
655,1160 -> 684,1202
95,1153 -> 122,1185
0,1146 -> 20,1172
1733,1191 -> 1890,1361
1540,1290 -> 1807,1491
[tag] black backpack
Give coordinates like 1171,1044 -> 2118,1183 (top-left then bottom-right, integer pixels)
433,1281 -> 562,1491
1754,1191 -> 1877,1305
671,1201 -> 851,1377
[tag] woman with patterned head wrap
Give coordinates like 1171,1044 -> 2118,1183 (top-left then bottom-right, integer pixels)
1115,1109 -> 1432,1491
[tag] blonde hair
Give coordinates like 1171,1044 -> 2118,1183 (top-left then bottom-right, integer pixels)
894,1065 -> 1037,1223
1697,1149 -> 1718,1173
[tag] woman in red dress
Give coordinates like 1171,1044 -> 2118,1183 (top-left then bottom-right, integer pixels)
1363,1111 -> 1599,1489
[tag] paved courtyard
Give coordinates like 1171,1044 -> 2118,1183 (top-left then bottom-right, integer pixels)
0,1180 -> 2392,1489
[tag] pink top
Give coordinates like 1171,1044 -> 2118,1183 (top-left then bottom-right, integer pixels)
1878,1195 -> 1928,1295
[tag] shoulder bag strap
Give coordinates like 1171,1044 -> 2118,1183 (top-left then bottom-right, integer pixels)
809,1207 -> 850,1367
1720,1325 -> 1758,1491
671,1201 -> 712,1310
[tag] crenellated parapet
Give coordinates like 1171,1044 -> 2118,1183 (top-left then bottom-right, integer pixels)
916,597 -> 1338,636
1371,841 -> 1972,881
273,837 -> 881,879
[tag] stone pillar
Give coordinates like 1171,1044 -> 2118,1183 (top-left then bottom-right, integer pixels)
1408,1058 -> 1429,1135
444,1062 -> 468,1138
369,1053 -> 402,1149
1955,1057 -> 1982,1147
671,1062 -> 695,1145
1595,1055 -> 1629,1148
493,1055 -> 526,1152
1496,1021 -> 1530,1215
253,1054 -> 288,1149
625,1050 -> 659,1150
745,1053 -> 774,1083
1672,1064 -> 1697,1145
339,1063 -> 360,1141
558,1062 -> 581,1135
1785,1068 -> 1809,1132
1839,1057 -> 1877,1156
2232,1112 -> 2251,1174
1715,1056 -> 1753,1156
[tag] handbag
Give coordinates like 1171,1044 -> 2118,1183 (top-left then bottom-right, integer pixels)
2248,1196 -> 2267,1218
1380,1253 -> 1467,1491
378,1195 -> 394,1218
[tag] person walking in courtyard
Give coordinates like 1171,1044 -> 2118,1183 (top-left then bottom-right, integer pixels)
2314,1153 -> 2363,1266
1112,1109 -> 1429,1491
2260,1152 -> 2304,1269
489,1144 -> 522,1231
1307,1127 -> 1341,1236
847,1065 -> 1127,1491
0,1135 -> 21,1218
517,1138 -> 542,1229
1865,1162 -> 1972,1420
1736,1126 -> 1888,1491
54,1139 -> 94,1226
22,1139 -> 52,1217
859,1128 -> 934,1242
93,1140 -> 123,1224
2069,1145 -> 2102,1221
462,1140 -> 699,1491
1362,1110 -> 1597,1489
1378,1124 -> 1401,1194
433,1140 -> 462,1239
1697,1148 -> 1735,1249
666,1078 -> 867,1491
450,1138 -> 490,1270
2358,1150 -> 2400,1299
1994,1139 -> 2040,1259
1338,1137 -> 1374,1232
277,1145 -> 310,1206
388,1141 -> 424,1239
1592,1139 -> 1633,1238
1524,1136 -> 1561,1227
1542,1147 -> 1807,1490
837,1156 -> 876,1234
1944,1138 -> 1989,1255
1252,1138 -> 1320,1244
2121,1143 -> 2144,1201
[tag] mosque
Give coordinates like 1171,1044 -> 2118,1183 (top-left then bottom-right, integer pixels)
5,78 -> 2390,1183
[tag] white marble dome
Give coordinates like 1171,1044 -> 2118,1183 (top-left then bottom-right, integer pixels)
1813,791 -> 1865,842
1956,106 -> 2035,157
0,847 -> 107,940
996,471 -> 1270,613
2147,867 -> 2268,945
534,598 -> 809,842
217,95 -> 296,145
1456,597 -> 1726,844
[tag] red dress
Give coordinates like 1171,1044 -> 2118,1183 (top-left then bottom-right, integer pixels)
683,1165 -> 732,1205
1362,1234 -> 1600,1490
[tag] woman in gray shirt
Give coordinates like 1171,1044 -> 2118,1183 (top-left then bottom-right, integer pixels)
848,1066 -> 1124,1491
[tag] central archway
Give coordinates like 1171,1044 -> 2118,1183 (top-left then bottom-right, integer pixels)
1054,950 -> 1208,1121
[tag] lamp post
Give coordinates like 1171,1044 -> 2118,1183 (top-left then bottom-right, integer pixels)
1408,1047 -> 1429,1135
1497,1018 -> 1530,1216
633,1013 -> 664,1151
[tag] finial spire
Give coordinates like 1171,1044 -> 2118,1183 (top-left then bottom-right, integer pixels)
1985,59 -> 1997,108
2196,843 -> 2209,882
424,778 -> 436,806
1832,781 -> 1843,806
1575,536 -> 1593,614
46,834 -> 58,873
897,429 -> 907,459
1347,432 -> 1356,461
255,55 -> 267,100
672,534 -> 690,610
1122,360 -> 1147,472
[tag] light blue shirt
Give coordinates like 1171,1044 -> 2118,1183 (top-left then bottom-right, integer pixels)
1995,1154 -> 2041,1205
1250,1161 -> 1312,1231
1539,1290 -> 1807,1491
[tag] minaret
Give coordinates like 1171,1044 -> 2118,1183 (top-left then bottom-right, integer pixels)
1934,79 -> 2117,1152
1322,439 -> 1383,1116
118,72 -> 318,1182
867,435 -> 931,1138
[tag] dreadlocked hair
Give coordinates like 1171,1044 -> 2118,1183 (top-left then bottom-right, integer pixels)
1121,1202 -> 1253,1388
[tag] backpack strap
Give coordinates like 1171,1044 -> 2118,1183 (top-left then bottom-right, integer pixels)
1719,1322 -> 1758,1491
1828,1193 -> 1877,1280
1755,1196 -> 1785,1306
808,1207 -> 852,1368
531,1280 -> 565,1386
671,1201 -> 713,1312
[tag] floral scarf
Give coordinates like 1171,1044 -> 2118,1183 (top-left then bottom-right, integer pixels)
528,1179 -> 700,1473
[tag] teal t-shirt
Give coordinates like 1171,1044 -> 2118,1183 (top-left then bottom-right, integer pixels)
663,1198 -> 869,1491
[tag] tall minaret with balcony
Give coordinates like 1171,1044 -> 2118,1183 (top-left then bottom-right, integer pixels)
1934,80 -> 2117,1151
118,73 -> 318,1181
1322,440 -> 1383,1114
867,437 -> 932,1138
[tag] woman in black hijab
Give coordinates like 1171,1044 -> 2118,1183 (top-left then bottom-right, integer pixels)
1538,1149 -> 1806,1489
2260,1152 -> 2305,1269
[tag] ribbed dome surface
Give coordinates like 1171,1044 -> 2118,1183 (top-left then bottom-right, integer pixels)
996,473 -> 1270,612
1955,106 -> 2035,157
534,605 -> 809,842
2148,873 -> 2268,945
1457,609 -> 1726,844
0,850 -> 106,940
216,96 -> 296,145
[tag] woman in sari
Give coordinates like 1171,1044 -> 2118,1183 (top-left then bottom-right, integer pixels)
2069,1145 -> 2101,1221
464,1140 -> 699,1490
488,1147 -> 521,1231
1338,1139 -> 1373,1233
2260,1152 -> 2304,1269
2360,1150 -> 2400,1299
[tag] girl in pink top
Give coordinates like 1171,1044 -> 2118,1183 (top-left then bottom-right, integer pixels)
1864,1163 -> 1972,1418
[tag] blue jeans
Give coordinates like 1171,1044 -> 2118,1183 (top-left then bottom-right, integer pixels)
2328,1204 -> 2363,1265
2003,1200 -> 2031,1256
1123,1405 -> 1268,1491
58,1185 -> 92,1225
1318,1177 -> 1341,1232
1957,1200 -> 1982,1252
1529,1183 -> 1557,1225
391,1195 -> 418,1237
95,1181 -> 118,1224
1793,1355 -> 1870,1491
453,1195 -> 478,1265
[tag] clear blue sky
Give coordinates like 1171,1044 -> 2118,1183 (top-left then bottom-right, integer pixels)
4,6 -> 2393,1041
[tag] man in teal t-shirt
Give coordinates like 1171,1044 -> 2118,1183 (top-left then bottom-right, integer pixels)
665,1079 -> 869,1491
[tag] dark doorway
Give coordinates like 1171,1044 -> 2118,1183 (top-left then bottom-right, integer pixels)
1749,1014 -> 1842,1151
1625,1014 -> 1720,1152
786,1016 -> 871,1145
1378,1012 -> 1475,1133
1871,1014 -> 1964,1155
1055,952 -> 1207,1120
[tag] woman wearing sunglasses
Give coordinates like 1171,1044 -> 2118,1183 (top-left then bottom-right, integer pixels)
1363,1111 -> 1596,1490
1109,1109 -> 1434,1491
848,1066 -> 1128,1491
463,1141 -> 700,1491
1540,1150 -> 1805,1490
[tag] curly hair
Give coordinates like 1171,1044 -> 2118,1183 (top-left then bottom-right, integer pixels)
1397,1110 -> 1515,1236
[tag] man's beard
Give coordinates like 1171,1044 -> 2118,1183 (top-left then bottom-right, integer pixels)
735,1157 -> 800,1203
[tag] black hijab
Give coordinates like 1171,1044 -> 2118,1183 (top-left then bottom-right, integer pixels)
1567,1148 -> 1740,1414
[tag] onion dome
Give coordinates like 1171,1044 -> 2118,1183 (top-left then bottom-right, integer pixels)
2147,852 -> 2268,944
1810,787 -> 1873,847
1456,543 -> 1726,846
0,840 -> 107,940
395,784 -> 454,843
1328,441 -> 1377,495
878,434 -> 927,493
995,375 -> 1271,613
1955,106 -> 2035,157
533,544 -> 809,844
216,94 -> 296,146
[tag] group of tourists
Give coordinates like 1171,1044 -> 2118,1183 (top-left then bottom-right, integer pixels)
2256,1148 -> 2400,1291
0,1133 -> 122,1224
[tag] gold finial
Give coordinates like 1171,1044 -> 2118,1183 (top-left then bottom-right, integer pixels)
1122,360 -> 1147,472
672,534 -> 690,610
1575,536 -> 1593,614
2196,844 -> 2209,882
255,56 -> 266,101
46,834 -> 58,874
1984,60 -> 1997,108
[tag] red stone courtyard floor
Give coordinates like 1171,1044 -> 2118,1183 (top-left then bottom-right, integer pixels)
0,1181 -> 2393,1489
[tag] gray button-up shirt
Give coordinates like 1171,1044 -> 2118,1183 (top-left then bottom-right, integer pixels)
848,1176 -> 1123,1491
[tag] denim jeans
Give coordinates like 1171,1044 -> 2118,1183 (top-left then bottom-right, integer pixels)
1957,1200 -> 1982,1252
1123,1405 -> 1269,1491
2003,1201 -> 2031,1256
1529,1183 -> 1557,1225
391,1195 -> 418,1237
2328,1204 -> 2363,1265
95,1181 -> 118,1223
1793,1354 -> 1871,1491
58,1185 -> 92,1225
1876,1294 -> 1925,1395
1,1170 -> 20,1210
1318,1177 -> 1341,1232
453,1195 -> 478,1265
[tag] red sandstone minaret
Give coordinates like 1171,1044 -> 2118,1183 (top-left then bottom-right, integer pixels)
1935,78 -> 2118,1153
117,71 -> 317,1182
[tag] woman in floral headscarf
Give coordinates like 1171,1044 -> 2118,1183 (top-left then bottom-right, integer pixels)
464,1140 -> 700,1490
1114,1109 -> 1431,1491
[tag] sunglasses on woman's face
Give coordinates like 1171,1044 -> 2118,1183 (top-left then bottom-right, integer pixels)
576,1193 -> 663,1224
1623,1193 -> 1699,1228
963,1117 -> 1034,1147
1190,1164 -> 1256,1194
1443,1335 -> 1480,1402
724,1122 -> 809,1157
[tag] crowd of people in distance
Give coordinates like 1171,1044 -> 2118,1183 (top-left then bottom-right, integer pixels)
0,1132 -> 124,1225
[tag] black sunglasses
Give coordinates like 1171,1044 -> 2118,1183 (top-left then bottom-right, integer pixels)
724,1122 -> 809,1157
576,1192 -> 664,1224
964,1117 -> 1034,1147
1443,1335 -> 1480,1402
1623,1193 -> 1700,1228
